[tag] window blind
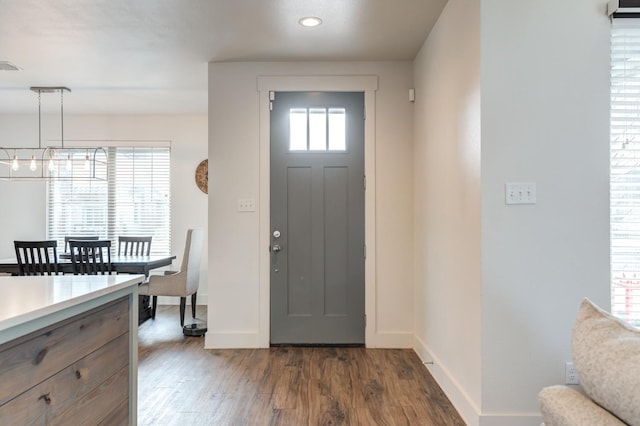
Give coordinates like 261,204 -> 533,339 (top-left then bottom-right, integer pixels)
47,146 -> 171,255
611,19 -> 640,326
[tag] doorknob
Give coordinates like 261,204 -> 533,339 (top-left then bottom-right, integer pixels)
271,244 -> 282,252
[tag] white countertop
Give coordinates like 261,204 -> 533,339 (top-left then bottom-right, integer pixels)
0,274 -> 144,333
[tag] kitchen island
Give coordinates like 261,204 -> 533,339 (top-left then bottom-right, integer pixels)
0,274 -> 143,425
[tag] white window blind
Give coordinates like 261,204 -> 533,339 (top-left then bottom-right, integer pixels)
47,146 -> 171,255
611,19 -> 640,326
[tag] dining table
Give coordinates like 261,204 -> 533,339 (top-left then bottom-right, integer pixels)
0,254 -> 176,324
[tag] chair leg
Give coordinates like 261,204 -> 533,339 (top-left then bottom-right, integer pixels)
152,296 -> 158,319
191,292 -> 197,319
179,297 -> 186,326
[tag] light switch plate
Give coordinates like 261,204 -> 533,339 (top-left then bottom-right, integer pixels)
237,198 -> 256,212
505,183 -> 536,205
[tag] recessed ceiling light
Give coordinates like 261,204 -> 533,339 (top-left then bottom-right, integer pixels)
299,16 -> 322,27
0,61 -> 20,71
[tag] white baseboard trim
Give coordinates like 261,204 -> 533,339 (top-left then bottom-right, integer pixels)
479,413 -> 543,426
203,330 -> 413,349
413,336 -> 543,426
368,331 -> 414,348
205,332 -> 260,349
414,335 -> 480,426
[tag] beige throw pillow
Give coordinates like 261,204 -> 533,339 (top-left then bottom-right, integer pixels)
571,298 -> 640,426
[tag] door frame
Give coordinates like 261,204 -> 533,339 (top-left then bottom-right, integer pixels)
257,75 -> 378,347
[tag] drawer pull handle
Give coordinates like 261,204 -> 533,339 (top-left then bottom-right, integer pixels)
34,348 -> 48,365
39,394 -> 52,405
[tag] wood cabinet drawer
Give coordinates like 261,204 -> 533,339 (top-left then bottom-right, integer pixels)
0,333 -> 129,424
51,366 -> 129,425
0,296 -> 129,406
0,296 -> 130,416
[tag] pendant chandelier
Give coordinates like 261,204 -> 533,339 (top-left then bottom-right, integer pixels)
0,87 -> 108,181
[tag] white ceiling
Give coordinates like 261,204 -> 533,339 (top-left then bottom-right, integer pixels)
0,0 -> 446,115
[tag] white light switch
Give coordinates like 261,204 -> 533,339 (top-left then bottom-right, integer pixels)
237,198 -> 256,212
505,183 -> 536,205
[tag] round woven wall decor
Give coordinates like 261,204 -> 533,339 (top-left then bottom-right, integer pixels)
195,159 -> 208,194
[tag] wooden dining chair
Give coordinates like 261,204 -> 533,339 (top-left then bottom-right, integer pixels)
69,240 -> 112,275
64,235 -> 99,253
118,236 -> 152,256
14,240 -> 60,276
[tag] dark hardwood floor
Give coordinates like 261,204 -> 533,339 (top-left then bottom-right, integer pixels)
138,306 -> 465,426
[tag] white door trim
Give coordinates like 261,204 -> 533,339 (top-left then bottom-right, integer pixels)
257,75 -> 378,347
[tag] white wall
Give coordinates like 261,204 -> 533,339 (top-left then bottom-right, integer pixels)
413,0 -> 482,422
414,0 -> 611,425
0,116 -> 48,249
480,0 -> 610,423
0,115 -> 209,302
207,61 -> 414,348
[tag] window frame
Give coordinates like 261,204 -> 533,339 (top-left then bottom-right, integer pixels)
46,143 -> 171,256
610,18 -> 640,327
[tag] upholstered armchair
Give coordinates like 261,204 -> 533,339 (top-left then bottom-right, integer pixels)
138,229 -> 203,326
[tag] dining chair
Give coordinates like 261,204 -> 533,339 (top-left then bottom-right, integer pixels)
64,235 -> 99,253
69,240 -> 112,275
118,236 -> 152,256
117,235 -> 153,324
138,229 -> 203,326
14,240 -> 60,276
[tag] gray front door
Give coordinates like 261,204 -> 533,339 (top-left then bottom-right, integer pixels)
270,91 -> 365,344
